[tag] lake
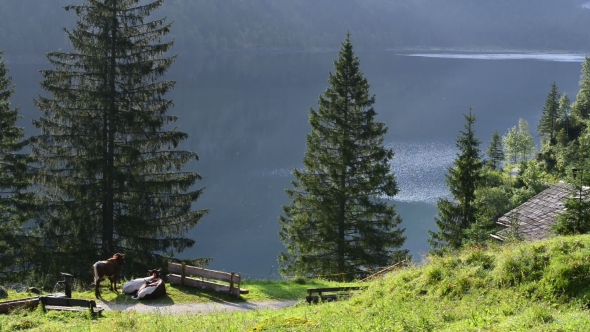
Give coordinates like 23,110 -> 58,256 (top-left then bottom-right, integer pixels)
7,51 -> 586,279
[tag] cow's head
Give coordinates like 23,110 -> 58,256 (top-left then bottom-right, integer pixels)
112,253 -> 125,265
147,269 -> 161,278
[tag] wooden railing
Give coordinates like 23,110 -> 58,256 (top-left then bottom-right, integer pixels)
361,260 -> 407,282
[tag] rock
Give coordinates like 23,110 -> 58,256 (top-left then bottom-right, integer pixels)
28,287 -> 42,295
0,287 -> 8,299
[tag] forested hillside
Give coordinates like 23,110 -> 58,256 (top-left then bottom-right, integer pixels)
2,0 -> 590,55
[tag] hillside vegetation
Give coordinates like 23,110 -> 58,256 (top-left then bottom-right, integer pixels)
3,235 -> 590,331
2,0 -> 590,55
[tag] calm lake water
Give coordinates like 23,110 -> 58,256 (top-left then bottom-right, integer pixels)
7,51 -> 586,278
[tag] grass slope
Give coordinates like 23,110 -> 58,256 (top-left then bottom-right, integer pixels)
3,235 -> 590,331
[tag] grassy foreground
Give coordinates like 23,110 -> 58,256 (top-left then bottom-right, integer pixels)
4,235 -> 590,331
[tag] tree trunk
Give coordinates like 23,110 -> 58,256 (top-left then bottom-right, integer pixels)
103,2 -> 117,257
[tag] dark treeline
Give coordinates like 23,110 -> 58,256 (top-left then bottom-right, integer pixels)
3,0 -> 590,55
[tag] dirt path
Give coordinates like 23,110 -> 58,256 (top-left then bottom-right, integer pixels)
98,300 -> 300,315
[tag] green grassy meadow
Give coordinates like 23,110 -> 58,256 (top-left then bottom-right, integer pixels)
4,235 -> 590,331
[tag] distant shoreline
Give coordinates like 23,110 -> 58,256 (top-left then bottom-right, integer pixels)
4,47 -> 589,64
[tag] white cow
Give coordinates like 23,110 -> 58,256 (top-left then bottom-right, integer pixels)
122,275 -> 155,295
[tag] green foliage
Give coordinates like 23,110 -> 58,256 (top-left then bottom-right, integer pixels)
537,139 -> 558,173
518,161 -> 551,194
502,127 -> 519,165
537,82 -> 561,143
441,125 -> 548,249
542,62 -> 590,174
554,192 -> 590,235
466,165 -> 548,246
537,87 -> 578,173
503,118 -> 536,164
466,159 -> 550,247
573,57 -> 590,121
475,174 -> 510,217
486,130 -> 504,170
462,217 -> 496,247
554,169 -> 590,236
279,33 -> 407,281
558,94 -> 573,140
429,109 -> 483,252
30,0 -> 208,280
0,51 -> 36,283
503,212 -> 524,242
466,185 -> 508,244
501,161 -> 550,210
551,59 -> 590,176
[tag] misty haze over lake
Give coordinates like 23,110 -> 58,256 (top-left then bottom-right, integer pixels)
8,51 -> 586,278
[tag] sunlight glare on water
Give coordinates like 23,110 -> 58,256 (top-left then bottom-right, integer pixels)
250,140 -> 455,204
387,140 -> 454,204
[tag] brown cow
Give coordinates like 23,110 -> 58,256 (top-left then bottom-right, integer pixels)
132,269 -> 166,300
92,253 -> 125,299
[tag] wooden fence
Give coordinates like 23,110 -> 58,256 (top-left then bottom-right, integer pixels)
0,297 -> 39,314
361,260 -> 407,282
167,262 -> 248,297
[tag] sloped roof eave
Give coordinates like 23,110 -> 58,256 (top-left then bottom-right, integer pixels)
491,182 -> 574,242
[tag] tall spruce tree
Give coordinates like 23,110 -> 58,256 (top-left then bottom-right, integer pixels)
279,33 -> 407,281
429,109 -> 483,252
0,51 -> 36,282
486,130 -> 504,170
537,82 -> 561,143
31,0 -> 207,279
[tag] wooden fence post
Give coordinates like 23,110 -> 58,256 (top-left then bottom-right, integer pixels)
236,273 -> 241,297
230,272 -> 235,295
181,262 -> 186,287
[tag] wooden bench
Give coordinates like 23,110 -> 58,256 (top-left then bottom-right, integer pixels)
40,296 -> 103,315
306,286 -> 367,304
168,262 -> 249,297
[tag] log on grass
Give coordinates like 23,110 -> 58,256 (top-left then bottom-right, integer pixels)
0,297 -> 40,314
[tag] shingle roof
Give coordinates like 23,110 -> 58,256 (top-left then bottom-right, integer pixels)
492,182 -> 573,241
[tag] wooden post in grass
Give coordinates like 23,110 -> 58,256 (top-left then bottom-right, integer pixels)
181,262 -> 186,287
230,272 -> 235,294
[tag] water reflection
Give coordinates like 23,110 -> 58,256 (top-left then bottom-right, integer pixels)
400,53 -> 588,63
